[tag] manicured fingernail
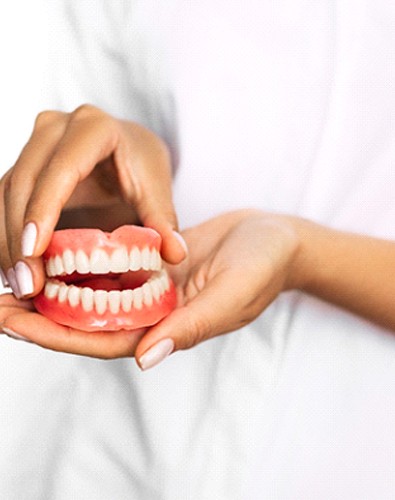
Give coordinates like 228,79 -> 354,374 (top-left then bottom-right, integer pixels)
15,261 -> 34,296
21,222 -> 37,257
2,327 -> 31,343
139,338 -> 174,371
0,268 -> 9,287
173,231 -> 188,256
6,268 -> 22,298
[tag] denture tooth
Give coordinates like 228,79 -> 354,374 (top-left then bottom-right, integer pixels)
133,287 -> 143,310
142,282 -> 153,307
141,247 -> 151,271
81,287 -> 94,312
150,279 -> 161,302
67,286 -> 80,307
46,258 -> 56,277
150,248 -> 160,270
161,271 -> 170,291
129,246 -> 141,271
58,283 -> 69,303
121,289 -> 133,312
108,290 -> 121,314
75,249 -> 90,274
157,276 -> 165,295
54,255 -> 64,275
94,290 -> 107,315
110,247 -> 129,273
90,249 -> 110,274
62,249 -> 76,274
44,281 -> 60,299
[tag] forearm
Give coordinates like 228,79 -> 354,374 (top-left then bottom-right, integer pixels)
289,218 -> 395,330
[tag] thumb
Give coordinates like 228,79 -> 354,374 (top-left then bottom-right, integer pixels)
135,272 -> 242,370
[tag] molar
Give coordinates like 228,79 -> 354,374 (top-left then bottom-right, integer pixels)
44,280 -> 60,299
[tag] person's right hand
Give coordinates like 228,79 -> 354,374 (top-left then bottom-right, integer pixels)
0,104 -> 187,299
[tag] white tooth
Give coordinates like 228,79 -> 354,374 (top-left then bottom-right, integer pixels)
157,276 -> 165,295
142,282 -> 153,307
141,247 -> 151,271
90,249 -> 110,274
46,258 -> 56,277
44,281 -> 59,299
58,283 -> 69,303
161,271 -> 170,291
121,289 -> 133,312
94,290 -> 107,315
108,290 -> 121,314
81,287 -> 94,312
63,249 -> 75,274
129,247 -> 141,271
150,248 -> 159,270
54,255 -> 64,275
110,247 -> 129,273
75,250 -> 90,274
150,279 -> 161,302
155,250 -> 162,270
133,287 -> 143,310
67,286 -> 80,307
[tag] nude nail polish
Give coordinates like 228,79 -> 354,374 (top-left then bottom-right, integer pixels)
2,327 -> 30,342
21,222 -> 37,257
15,261 -> 34,296
139,338 -> 175,370
173,231 -> 188,255
6,268 -> 22,298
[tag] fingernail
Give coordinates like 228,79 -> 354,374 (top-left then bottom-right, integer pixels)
0,268 -> 9,287
173,231 -> 188,256
6,268 -> 22,299
15,261 -> 34,296
2,327 -> 30,343
21,222 -> 37,257
139,338 -> 174,371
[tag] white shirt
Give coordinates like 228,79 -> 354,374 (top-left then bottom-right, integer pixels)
1,1 -> 395,498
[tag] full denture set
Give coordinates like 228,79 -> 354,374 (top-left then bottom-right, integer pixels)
33,226 -> 177,331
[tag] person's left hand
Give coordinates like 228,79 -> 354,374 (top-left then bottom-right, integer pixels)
0,210 -> 300,365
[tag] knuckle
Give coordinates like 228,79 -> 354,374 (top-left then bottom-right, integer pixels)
34,110 -> 63,130
71,103 -> 102,121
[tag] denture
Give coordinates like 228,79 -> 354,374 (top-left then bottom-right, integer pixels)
33,226 -> 177,331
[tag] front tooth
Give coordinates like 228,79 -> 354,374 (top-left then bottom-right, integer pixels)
110,247 -> 129,273
46,258 -> 56,277
133,287 -> 143,310
90,249 -> 110,274
44,281 -> 60,299
121,289 -> 133,312
67,286 -> 80,307
81,287 -> 94,312
129,247 -> 141,271
54,255 -> 64,275
94,290 -> 107,315
142,282 -> 153,306
141,247 -> 151,270
58,283 -> 68,303
75,250 -> 90,274
108,290 -> 121,314
63,249 -> 75,274
150,279 -> 161,302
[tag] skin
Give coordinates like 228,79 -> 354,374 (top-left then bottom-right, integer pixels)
1,106 -> 395,368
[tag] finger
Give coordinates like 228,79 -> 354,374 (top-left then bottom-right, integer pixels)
1,308 -> 147,359
2,112 -> 68,297
24,105 -> 120,258
134,270 -> 255,370
114,128 -> 187,264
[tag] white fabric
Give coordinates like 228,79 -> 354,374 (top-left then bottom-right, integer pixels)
1,1 -> 395,498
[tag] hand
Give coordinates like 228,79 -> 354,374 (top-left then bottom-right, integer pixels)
0,104 -> 187,298
0,209 -> 299,361
133,210 -> 300,369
